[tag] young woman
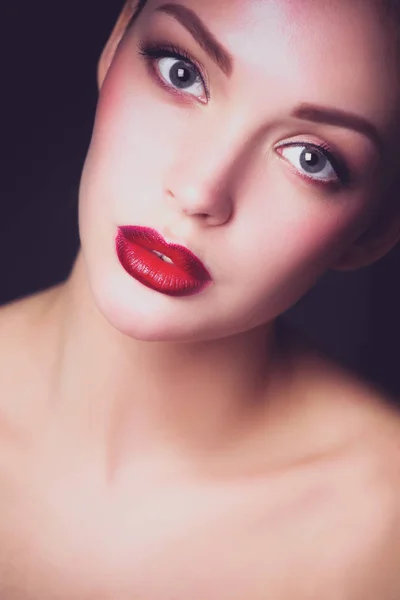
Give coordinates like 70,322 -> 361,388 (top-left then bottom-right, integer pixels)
1,0 -> 400,597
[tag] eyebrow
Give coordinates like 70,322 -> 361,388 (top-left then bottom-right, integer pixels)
155,3 -> 234,77
292,103 -> 383,152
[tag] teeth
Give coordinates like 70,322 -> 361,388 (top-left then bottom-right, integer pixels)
152,250 -> 174,265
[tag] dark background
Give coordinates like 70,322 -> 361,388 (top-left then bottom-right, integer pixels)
1,1 -> 400,399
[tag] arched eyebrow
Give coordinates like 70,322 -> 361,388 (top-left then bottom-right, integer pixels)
155,3 -> 234,77
292,103 -> 383,153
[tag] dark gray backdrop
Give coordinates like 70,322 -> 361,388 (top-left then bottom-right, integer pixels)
1,1 -> 399,398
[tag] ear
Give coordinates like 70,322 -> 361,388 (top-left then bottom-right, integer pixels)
332,171 -> 400,271
97,1 -> 141,91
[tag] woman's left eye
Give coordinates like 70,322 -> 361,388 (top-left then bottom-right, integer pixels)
276,143 -> 350,186
138,43 -> 209,101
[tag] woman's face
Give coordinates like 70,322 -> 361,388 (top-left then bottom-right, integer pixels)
79,0 -> 399,342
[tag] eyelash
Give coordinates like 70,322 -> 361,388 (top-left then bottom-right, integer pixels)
137,41 -> 351,188
276,141 -> 351,187
137,41 -> 210,100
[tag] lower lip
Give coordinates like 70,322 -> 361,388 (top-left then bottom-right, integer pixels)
116,228 -> 212,297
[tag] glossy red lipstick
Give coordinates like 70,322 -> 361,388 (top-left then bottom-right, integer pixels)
116,226 -> 213,297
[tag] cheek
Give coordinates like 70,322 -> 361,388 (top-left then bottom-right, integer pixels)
241,172 -> 361,275
92,59 -> 159,175
302,197 -> 368,256
234,150 -> 367,292
282,209 -> 350,259
82,51 -> 188,223
234,191 -> 366,318
273,200 -> 364,278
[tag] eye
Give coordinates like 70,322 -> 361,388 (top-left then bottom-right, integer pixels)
276,143 -> 350,186
158,56 -> 205,97
138,42 -> 209,102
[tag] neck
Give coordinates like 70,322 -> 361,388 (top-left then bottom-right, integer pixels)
48,251 -> 297,480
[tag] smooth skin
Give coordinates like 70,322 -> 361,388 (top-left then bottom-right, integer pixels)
0,0 -> 400,598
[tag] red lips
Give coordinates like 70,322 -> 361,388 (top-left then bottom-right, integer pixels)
116,226 -> 213,297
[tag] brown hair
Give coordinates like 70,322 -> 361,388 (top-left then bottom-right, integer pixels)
131,0 -> 148,24
119,0 -> 147,41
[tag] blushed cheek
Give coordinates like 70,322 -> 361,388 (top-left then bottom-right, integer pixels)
250,176 -> 366,277
96,80 -> 121,132
253,208 -> 366,319
81,56 -> 156,197
93,56 -> 135,151
281,204 -> 366,272
90,47 -> 176,175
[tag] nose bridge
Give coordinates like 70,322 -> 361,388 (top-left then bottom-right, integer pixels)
195,120 -> 250,183
167,114 -> 257,211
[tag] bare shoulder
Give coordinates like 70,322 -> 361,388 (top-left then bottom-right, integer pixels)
0,285 -> 62,380
281,322 -> 400,438
283,326 -> 400,596
0,285 -> 63,439
0,285 -> 61,332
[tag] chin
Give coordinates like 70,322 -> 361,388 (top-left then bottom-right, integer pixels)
81,255 -> 216,343
82,265 -> 267,345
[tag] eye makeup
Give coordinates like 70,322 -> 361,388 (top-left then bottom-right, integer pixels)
137,39 -> 210,101
276,141 -> 352,188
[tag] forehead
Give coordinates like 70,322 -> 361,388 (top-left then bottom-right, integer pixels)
144,0 -> 400,135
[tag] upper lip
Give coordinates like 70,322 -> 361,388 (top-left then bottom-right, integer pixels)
118,226 -> 213,281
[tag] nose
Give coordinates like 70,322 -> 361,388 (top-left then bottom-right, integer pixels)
165,123 -> 252,226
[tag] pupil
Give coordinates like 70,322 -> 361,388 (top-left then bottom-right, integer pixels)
171,61 -> 196,89
300,149 -> 326,174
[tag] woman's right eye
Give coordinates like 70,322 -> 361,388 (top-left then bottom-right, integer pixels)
138,43 -> 209,102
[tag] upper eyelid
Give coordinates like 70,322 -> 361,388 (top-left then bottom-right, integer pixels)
138,39 -> 206,67
138,41 -> 210,97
